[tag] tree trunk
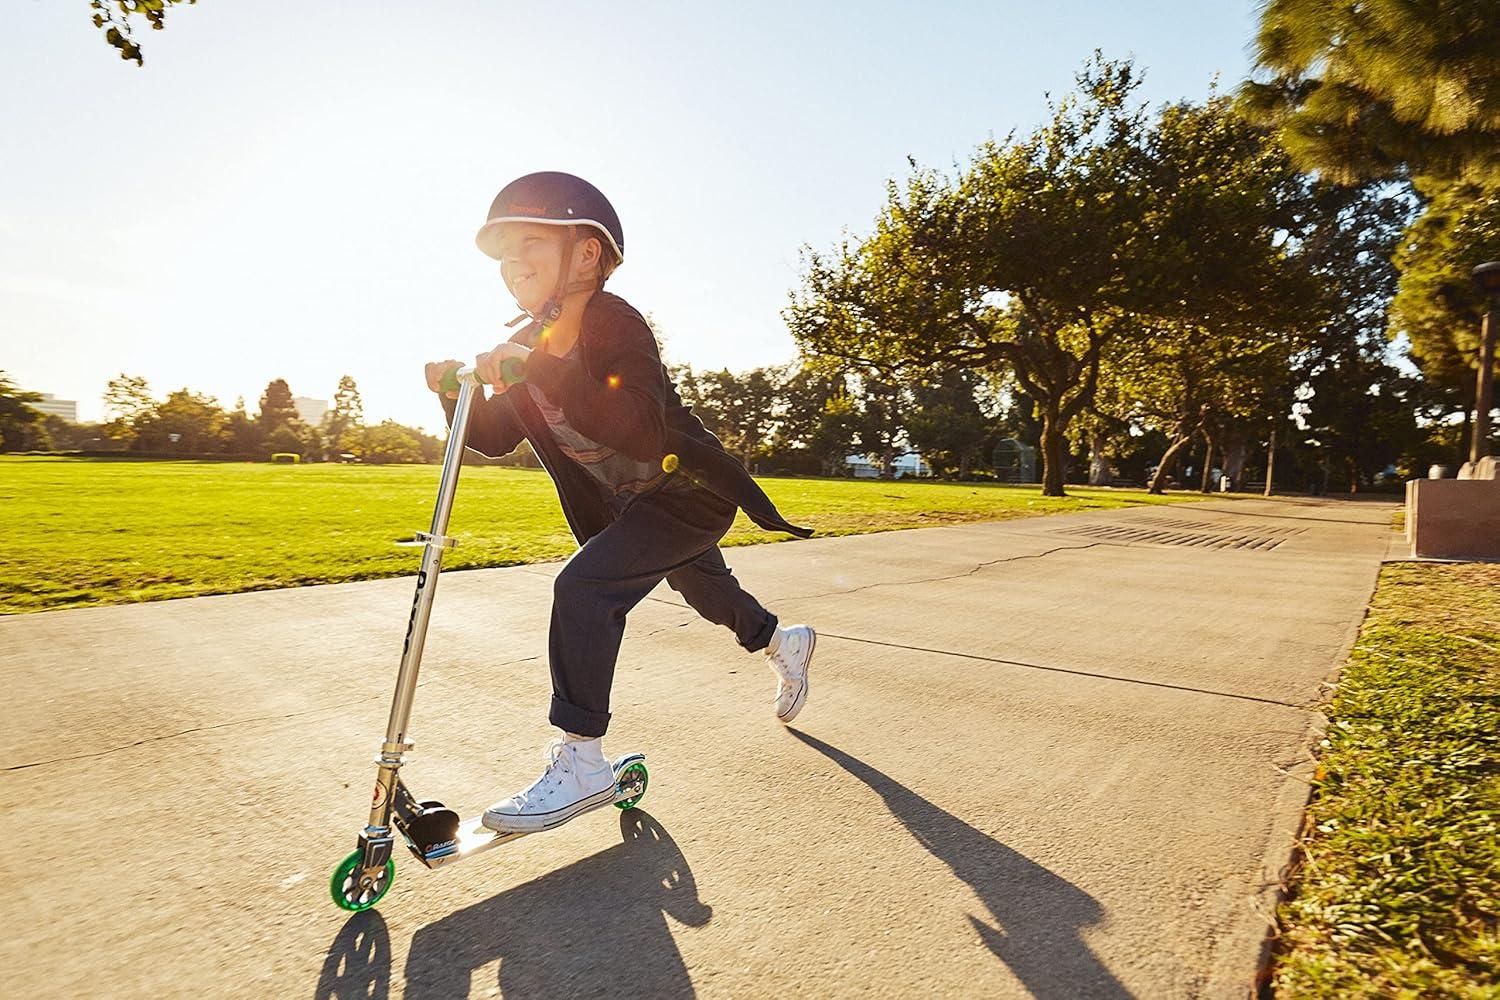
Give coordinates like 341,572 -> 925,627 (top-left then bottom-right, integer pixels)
1264,424 -> 1277,497
959,451 -> 971,480
881,446 -> 895,479
1199,439 -> 1215,493
1088,430 -> 1111,486
1345,455 -> 1360,494
1039,410 -> 1067,497
1148,434 -> 1192,494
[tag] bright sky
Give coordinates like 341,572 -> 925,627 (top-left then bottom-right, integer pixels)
5,1 -> 1259,432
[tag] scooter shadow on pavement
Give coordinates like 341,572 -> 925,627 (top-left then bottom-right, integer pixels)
791,731 -> 1135,1000
315,909 -> 392,1000
384,809 -> 710,999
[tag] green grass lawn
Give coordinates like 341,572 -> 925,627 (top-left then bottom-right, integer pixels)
2,455 -> 1199,615
1270,562 -> 1500,997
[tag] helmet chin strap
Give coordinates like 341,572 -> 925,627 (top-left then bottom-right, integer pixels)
505,226 -> 597,330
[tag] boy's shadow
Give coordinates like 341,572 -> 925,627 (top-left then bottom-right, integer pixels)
316,810 -> 709,999
792,731 -> 1134,999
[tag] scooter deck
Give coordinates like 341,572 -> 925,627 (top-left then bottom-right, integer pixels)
414,752 -> 647,869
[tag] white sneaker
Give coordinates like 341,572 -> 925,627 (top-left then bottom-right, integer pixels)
482,739 -> 616,833
766,624 -> 816,724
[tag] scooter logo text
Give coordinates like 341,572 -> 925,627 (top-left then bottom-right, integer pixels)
401,570 -> 428,656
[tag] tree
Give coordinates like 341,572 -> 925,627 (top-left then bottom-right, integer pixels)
1389,179 -> 1500,459
357,420 -> 425,464
40,413 -> 105,451
263,424 -> 306,459
257,378 -> 301,435
851,375 -> 907,478
322,375 -> 365,455
697,368 -> 782,468
134,389 -> 228,452
1241,0 -> 1500,185
805,393 -> 862,476
0,371 -> 49,452
222,396 -> 262,455
789,57 -> 1155,495
102,373 -> 155,447
1291,183 -> 1420,490
790,64 -> 1314,496
90,0 -> 198,67
904,366 -> 991,478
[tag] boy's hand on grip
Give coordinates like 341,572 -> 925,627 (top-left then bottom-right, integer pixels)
475,342 -> 531,394
425,360 -> 464,399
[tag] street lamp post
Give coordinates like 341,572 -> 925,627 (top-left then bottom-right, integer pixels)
1472,262 -> 1500,465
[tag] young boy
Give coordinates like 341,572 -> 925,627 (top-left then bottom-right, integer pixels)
424,172 -> 817,834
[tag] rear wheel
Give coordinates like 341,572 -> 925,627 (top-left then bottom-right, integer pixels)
330,850 -> 395,911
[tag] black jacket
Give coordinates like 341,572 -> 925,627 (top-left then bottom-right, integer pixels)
440,292 -> 813,545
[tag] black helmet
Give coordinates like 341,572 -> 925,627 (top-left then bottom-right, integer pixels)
475,171 -> 625,265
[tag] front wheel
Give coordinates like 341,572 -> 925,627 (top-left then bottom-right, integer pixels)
614,762 -> 649,810
330,849 -> 395,911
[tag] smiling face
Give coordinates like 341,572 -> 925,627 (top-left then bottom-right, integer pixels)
496,222 -> 569,315
495,222 -> 609,314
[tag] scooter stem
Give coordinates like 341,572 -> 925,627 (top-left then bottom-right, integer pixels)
382,370 -> 480,749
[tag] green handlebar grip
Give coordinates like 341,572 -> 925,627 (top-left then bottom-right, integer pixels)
500,357 -> 528,386
440,360 -> 527,395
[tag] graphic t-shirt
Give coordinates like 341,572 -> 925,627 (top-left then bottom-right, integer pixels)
522,330 -> 686,503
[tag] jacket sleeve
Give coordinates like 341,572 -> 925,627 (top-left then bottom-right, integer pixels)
523,305 -> 667,462
438,388 -> 527,459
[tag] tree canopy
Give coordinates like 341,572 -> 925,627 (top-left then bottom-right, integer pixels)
1242,0 -> 1500,184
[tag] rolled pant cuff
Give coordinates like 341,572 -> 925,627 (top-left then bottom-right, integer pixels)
743,613 -> 778,653
549,695 -> 611,738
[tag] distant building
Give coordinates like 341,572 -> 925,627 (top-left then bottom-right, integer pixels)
293,396 -> 328,426
31,393 -> 78,422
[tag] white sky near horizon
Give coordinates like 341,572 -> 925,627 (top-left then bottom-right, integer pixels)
4,1 -> 1260,433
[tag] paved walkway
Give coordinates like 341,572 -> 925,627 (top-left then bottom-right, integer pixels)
0,496 -> 1397,998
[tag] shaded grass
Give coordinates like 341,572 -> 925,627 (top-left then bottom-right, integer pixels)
1270,562 -> 1500,997
3,456 -> 1199,615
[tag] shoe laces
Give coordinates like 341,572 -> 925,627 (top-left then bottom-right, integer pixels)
524,738 -> 573,796
768,636 -> 801,680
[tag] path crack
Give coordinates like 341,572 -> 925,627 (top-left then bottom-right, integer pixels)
779,541 -> 1105,603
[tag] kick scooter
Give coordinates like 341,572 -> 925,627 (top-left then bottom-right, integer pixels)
329,362 -> 650,912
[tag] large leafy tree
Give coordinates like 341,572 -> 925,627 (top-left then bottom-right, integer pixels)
1242,0 -> 1500,185
791,62 -> 1315,496
789,57 -> 1155,496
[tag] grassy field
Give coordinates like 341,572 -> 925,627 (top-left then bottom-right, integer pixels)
2,455 -> 1199,615
1270,562 -> 1500,997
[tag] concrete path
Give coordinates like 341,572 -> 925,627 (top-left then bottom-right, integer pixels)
0,496 -> 1396,998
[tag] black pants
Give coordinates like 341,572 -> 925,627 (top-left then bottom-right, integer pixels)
548,485 -> 778,737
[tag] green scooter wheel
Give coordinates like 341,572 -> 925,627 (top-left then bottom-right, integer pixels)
614,762 -> 649,810
330,849 -> 395,912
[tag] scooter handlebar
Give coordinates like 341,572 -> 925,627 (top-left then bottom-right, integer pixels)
440,359 -> 527,395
